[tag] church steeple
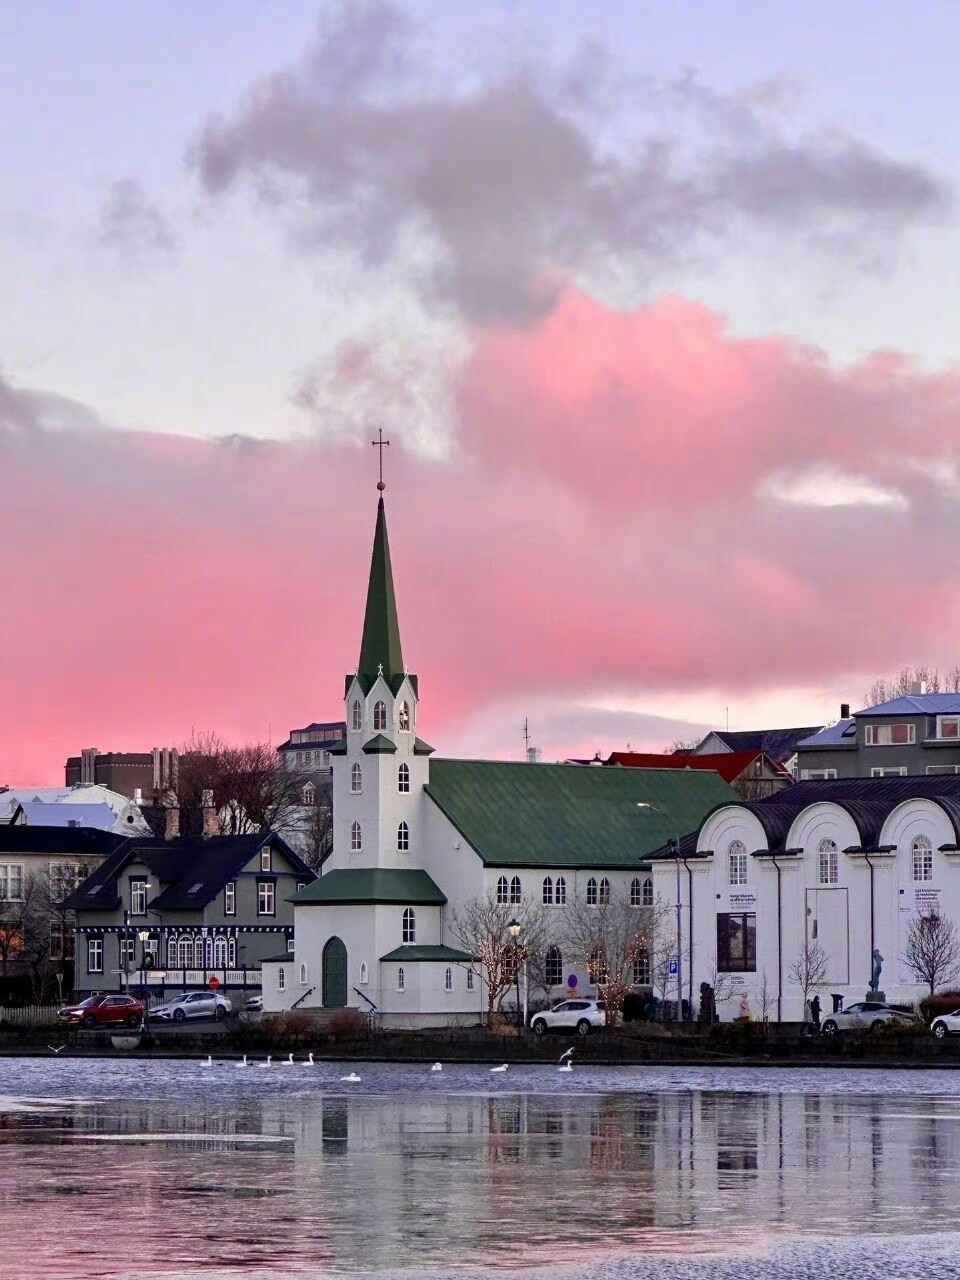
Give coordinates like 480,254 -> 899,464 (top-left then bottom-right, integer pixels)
357,496 -> 405,689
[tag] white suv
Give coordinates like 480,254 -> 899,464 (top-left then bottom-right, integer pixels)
530,1000 -> 606,1037
820,1001 -> 917,1035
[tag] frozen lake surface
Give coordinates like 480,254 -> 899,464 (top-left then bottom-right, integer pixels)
0,1057 -> 958,1279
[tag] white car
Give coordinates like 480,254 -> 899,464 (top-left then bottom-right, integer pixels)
930,1009 -> 960,1039
820,1001 -> 917,1035
153,991 -> 233,1022
530,999 -> 606,1038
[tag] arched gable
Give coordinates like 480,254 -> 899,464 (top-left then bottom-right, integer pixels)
785,802 -> 862,857
880,798 -> 955,853
697,805 -> 768,856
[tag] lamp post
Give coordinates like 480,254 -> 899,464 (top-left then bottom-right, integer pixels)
138,929 -> 152,1032
507,918 -> 524,1031
637,803 -> 684,1022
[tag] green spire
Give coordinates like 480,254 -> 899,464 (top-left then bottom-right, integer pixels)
357,496 -> 405,688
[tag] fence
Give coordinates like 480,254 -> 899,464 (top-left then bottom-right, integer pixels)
0,1004 -> 61,1024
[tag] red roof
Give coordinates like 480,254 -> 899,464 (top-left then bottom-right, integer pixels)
604,750 -> 790,784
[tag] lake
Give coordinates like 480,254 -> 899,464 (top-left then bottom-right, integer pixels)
0,1056 -> 958,1279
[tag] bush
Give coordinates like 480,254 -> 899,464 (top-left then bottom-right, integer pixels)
261,1012 -> 316,1042
326,1009 -> 368,1041
919,990 -> 960,1024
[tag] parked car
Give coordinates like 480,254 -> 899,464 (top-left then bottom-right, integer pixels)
152,991 -> 233,1022
243,995 -> 263,1012
930,1009 -> 960,1039
58,994 -> 145,1028
820,1002 -> 918,1035
530,999 -> 606,1037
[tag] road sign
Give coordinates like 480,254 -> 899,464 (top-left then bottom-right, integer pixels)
668,959 -> 679,977
209,977 -> 221,990
567,974 -> 578,989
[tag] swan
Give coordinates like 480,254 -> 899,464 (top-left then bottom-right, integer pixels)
430,1062 -> 443,1073
558,1061 -> 573,1072
236,1054 -> 250,1068
489,1064 -> 508,1073
202,1054 -> 214,1067
281,1052 -> 297,1065
340,1071 -> 361,1083
259,1055 -> 273,1069
302,1052 -> 315,1066
558,1047 -> 574,1065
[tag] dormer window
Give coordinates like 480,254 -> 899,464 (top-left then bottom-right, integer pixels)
260,847 -> 272,873
373,700 -> 387,732
351,700 -> 363,732
398,700 -> 410,732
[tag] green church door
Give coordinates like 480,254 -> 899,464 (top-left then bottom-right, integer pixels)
322,936 -> 348,1008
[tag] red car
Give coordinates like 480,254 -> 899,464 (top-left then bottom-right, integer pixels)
58,994 -> 145,1028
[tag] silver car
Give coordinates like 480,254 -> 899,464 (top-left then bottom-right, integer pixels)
930,1009 -> 960,1039
530,999 -> 606,1037
153,991 -> 232,1022
820,1001 -> 917,1035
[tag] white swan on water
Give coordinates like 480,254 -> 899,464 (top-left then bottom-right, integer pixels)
236,1054 -> 250,1068
282,1053 -> 297,1066
489,1064 -> 508,1073
259,1056 -> 273,1069
341,1072 -> 361,1083
302,1052 -> 315,1065
431,1062 -> 442,1073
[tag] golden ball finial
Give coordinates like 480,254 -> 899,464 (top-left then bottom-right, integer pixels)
377,480 -> 386,492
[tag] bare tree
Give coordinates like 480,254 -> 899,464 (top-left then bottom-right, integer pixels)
562,890 -> 670,1023
756,971 -> 776,1027
297,800 -> 333,873
863,665 -> 960,708
176,730 -> 310,837
787,939 -> 830,1009
447,893 -> 548,1023
901,908 -> 960,997
666,738 -> 699,754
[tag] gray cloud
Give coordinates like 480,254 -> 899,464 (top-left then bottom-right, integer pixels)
0,370 -> 107,436
189,1 -> 950,324
95,178 -> 177,265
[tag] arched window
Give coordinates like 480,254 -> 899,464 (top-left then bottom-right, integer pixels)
351,763 -> 362,793
542,876 -> 554,906
278,967 -> 285,991
496,875 -> 509,904
177,936 -> 192,967
373,700 -> 387,731
402,907 -> 416,943
545,945 -> 563,986
359,962 -> 368,984
299,963 -> 308,984
630,877 -> 642,907
728,839 -> 748,886
397,967 -> 405,992
227,937 -> 236,967
350,821 -> 362,852
589,946 -> 608,984
398,700 -> 410,732
351,700 -> 362,731
203,936 -> 213,967
633,949 -> 650,985
195,937 -> 204,968
444,967 -> 453,991
818,838 -> 838,884
586,876 -> 598,906
303,783 -> 316,805
555,875 -> 567,905
510,875 -> 522,904
912,834 -> 933,882
167,937 -> 177,968
214,936 -> 227,968
466,970 -> 475,991
642,876 -> 653,907
398,763 -> 410,793
598,877 -> 611,905
397,821 -> 410,852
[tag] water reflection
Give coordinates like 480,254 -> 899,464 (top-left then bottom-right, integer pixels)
0,1060 -> 958,1279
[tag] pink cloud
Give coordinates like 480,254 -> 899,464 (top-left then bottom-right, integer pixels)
1,289 -> 958,783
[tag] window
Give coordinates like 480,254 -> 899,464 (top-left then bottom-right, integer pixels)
299,963 -> 308,984
303,783 -> 316,805
717,913 -> 756,972
588,946 -> 608,984
214,936 -> 228,968
50,863 -> 80,902
278,967 -> 285,991
398,700 -> 410,732
397,821 -> 409,852
258,881 -> 276,916
800,768 -> 837,781
865,722 -> 915,746
555,875 -> 567,905
359,962 -> 368,984
119,936 -> 135,967
224,881 -> 236,916
351,700 -> 362,731
0,864 -> 24,901
444,967 -> 453,991
542,876 -> 554,906
928,764 -> 960,774
402,907 -> 416,943
373,700 -> 387,732
871,766 -> 907,778
194,936 -> 204,967
50,923 -> 74,962
630,877 -> 642,907
937,715 -> 960,740
87,936 -> 103,973
509,875 -> 522,904
166,937 -> 177,967
351,763 -> 363,793
466,970 -> 474,991
912,834 -> 933,882
545,945 -> 563,987
728,840 -> 748,886
130,877 -> 148,916
260,847 -> 272,872
397,967 -> 405,992
598,876 -> 611,905
586,876 -> 598,906
287,936 -> 295,952
633,950 -> 651,985
176,935 -> 192,968
228,937 -> 236,967
496,875 -> 509,904
351,821 -> 362,852
398,763 -> 410,793
642,876 -> 653,907
818,838 -> 839,885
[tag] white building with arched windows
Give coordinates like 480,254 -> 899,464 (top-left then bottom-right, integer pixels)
648,776 -> 960,1020
261,491 -> 734,1026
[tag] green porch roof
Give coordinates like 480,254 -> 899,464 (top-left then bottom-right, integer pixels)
379,944 -> 474,963
424,759 -> 735,868
290,868 -> 446,905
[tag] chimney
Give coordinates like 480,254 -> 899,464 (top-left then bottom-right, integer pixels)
164,802 -> 180,841
840,703 -> 850,720
133,787 -> 143,806
911,680 -> 927,696
202,789 -> 219,839
526,747 -> 541,764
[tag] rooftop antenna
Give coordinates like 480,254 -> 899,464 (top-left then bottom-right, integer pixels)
522,717 -> 531,759
372,426 -> 390,492
725,706 -> 729,732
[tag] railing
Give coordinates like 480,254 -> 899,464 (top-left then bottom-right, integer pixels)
0,1004 -> 61,1023
133,969 -> 262,987
291,986 -> 316,1009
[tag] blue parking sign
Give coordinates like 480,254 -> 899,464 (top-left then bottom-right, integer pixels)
668,959 -> 679,976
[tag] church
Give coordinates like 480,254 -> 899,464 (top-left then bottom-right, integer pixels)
262,486 -> 733,1026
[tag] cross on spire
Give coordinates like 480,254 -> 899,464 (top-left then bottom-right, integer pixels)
371,426 -> 390,492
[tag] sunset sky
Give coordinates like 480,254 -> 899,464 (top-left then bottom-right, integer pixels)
1,0 -> 958,784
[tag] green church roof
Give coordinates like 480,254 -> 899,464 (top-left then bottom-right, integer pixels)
424,760 -> 735,868
290,868 -> 447,905
362,734 -> 397,754
357,496 -> 405,690
379,944 -> 474,963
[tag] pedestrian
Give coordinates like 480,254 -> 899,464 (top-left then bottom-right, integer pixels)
810,994 -> 821,1034
802,998 -> 813,1037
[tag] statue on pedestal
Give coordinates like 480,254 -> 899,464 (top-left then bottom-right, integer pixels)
871,948 -> 883,992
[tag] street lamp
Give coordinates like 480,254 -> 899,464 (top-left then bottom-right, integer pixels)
637,803 -> 684,1022
138,929 -> 152,1032
507,918 -> 524,1030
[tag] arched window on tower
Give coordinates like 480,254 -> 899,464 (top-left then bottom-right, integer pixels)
402,908 -> 416,943
398,700 -> 410,731
398,763 -> 410,793
351,763 -> 362,794
351,821 -> 362,852
373,700 -> 387,732
397,821 -> 410,852
351,700 -> 363,732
